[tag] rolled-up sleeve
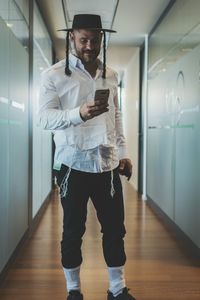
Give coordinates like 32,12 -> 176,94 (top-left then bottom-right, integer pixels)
38,70 -> 84,130
113,86 -> 128,160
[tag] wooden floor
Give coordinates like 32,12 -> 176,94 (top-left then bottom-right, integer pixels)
0,180 -> 200,300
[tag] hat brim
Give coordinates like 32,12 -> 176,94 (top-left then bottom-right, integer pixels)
58,28 -> 116,33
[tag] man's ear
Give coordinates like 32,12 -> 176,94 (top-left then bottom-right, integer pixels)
69,32 -> 74,41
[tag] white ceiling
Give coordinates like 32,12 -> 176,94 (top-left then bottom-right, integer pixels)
37,0 -> 171,73
62,0 -> 118,30
110,0 -> 171,45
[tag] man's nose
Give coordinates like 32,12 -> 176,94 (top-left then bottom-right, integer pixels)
86,40 -> 94,50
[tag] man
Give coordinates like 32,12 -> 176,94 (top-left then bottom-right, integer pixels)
39,14 -> 136,300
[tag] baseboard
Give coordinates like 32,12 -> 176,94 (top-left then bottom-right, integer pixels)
0,190 -> 53,284
147,197 -> 200,264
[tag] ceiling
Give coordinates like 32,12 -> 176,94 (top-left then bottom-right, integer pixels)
36,0 -> 172,73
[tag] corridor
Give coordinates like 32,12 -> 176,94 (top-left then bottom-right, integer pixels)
0,180 -> 199,300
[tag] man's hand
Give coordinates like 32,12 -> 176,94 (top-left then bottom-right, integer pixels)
80,100 -> 109,121
118,158 -> 133,180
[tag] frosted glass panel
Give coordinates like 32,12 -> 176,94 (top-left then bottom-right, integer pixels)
148,0 -> 200,248
0,15 -> 29,271
0,17 -> 9,272
174,44 -> 200,246
147,129 -> 174,218
8,34 -> 29,256
32,2 -> 52,218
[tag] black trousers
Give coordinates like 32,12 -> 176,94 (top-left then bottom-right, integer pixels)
56,164 -> 126,269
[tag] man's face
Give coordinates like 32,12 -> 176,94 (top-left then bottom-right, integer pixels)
70,29 -> 102,63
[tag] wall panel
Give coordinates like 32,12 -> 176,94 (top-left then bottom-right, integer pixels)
0,0 -> 53,274
147,0 -> 200,248
7,34 -> 29,257
0,17 -> 9,272
0,15 -> 29,272
32,2 -> 52,218
174,45 -> 200,246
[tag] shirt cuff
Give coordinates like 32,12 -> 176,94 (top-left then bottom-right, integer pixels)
118,146 -> 128,160
68,106 -> 84,126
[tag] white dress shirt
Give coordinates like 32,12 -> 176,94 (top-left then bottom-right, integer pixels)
39,54 -> 127,173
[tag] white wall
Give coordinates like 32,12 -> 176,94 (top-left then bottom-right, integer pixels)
122,48 -> 140,190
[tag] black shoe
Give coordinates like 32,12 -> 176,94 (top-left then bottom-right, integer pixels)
107,287 -> 136,300
67,290 -> 83,300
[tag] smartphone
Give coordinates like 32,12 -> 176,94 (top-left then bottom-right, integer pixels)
94,89 -> 110,103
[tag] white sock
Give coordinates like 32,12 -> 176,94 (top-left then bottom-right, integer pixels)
108,266 -> 126,297
63,266 -> 81,292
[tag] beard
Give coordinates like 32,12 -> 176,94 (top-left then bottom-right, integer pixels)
71,42 -> 100,64
81,50 -> 98,63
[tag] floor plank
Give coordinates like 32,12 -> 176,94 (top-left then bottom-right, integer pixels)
0,180 -> 200,300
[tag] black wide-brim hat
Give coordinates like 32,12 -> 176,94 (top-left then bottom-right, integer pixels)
59,14 -> 116,33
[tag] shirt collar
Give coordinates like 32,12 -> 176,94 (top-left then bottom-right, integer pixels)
69,53 -> 80,68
